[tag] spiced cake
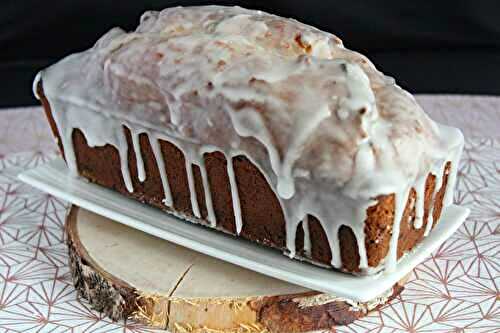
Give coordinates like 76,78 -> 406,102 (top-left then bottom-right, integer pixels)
33,5 -> 464,275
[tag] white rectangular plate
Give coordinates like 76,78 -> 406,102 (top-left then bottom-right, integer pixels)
19,158 -> 469,302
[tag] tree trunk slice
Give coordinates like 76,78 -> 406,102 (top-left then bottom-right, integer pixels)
66,206 -> 406,333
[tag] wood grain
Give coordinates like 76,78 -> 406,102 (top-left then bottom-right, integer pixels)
66,206 -> 405,333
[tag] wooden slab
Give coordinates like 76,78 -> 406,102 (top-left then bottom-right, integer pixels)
66,206 -> 405,333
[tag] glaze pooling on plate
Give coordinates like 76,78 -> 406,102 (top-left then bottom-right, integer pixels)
34,5 -> 464,273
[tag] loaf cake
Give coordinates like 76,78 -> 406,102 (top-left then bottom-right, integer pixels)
34,5 -> 464,275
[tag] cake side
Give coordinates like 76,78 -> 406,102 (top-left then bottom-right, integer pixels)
38,81 -> 453,273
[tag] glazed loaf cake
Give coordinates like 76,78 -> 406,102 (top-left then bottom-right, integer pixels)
34,6 -> 463,275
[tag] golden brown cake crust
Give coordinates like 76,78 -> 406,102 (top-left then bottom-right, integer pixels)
38,82 -> 449,273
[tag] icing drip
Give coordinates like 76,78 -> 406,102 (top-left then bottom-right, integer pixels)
198,157 -> 217,226
328,224 -> 342,268
302,216 -> 312,257
52,106 -> 78,177
423,159 -> 447,236
32,71 -> 42,99
150,135 -> 173,207
424,127 -> 463,237
385,187 -> 410,272
226,154 -> 243,235
130,129 -> 146,182
35,6 -> 465,274
442,132 -> 463,206
185,160 -> 201,218
412,177 -> 427,229
353,226 -> 368,269
285,214 -> 301,259
276,102 -> 332,199
117,128 -> 134,192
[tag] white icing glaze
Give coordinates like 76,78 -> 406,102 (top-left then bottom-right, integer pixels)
33,71 -> 42,99
35,5 -> 465,274
226,153 -> 243,235
302,216 -> 312,257
150,134 -> 173,207
198,156 -> 217,226
185,160 -> 201,218
442,127 -> 464,206
385,186 -> 410,273
130,128 -> 146,182
412,176 -> 427,229
116,126 -> 134,192
354,226 -> 369,270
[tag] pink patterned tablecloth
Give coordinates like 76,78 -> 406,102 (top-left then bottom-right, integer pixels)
0,95 -> 499,332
